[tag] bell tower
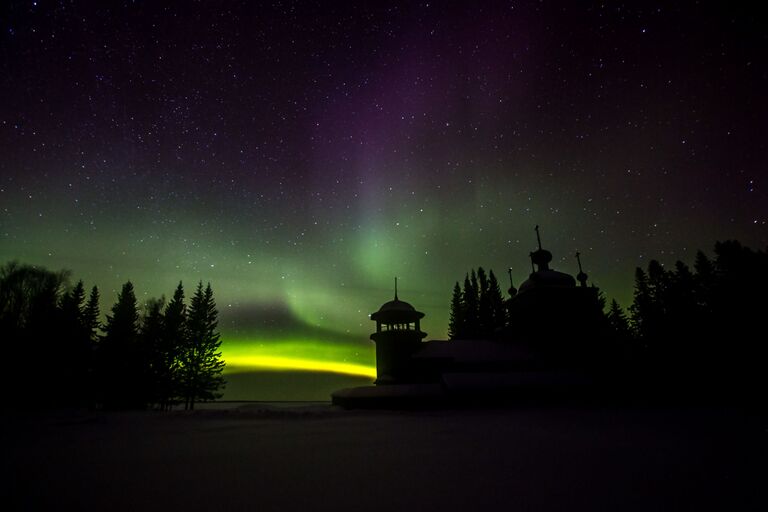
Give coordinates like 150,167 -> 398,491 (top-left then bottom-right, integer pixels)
370,278 -> 427,384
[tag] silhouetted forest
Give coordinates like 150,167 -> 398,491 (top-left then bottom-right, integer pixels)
448,267 -> 507,339
2,239 -> 765,408
621,240 -> 768,394
0,262 -> 225,409
449,240 -> 768,398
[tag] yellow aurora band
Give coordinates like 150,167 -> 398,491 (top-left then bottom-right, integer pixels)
221,338 -> 377,379
224,355 -> 376,378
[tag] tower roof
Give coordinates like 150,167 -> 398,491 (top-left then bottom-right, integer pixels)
371,298 -> 425,321
371,278 -> 425,321
377,298 -> 416,313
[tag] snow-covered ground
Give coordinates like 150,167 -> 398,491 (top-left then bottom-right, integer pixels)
3,404 -> 765,511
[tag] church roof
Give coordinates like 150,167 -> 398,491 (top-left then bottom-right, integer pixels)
518,269 -> 577,293
517,226 -> 578,293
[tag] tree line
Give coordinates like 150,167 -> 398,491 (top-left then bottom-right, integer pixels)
609,240 -> 768,383
0,262 -> 225,409
447,240 -> 768,394
448,267 -> 507,339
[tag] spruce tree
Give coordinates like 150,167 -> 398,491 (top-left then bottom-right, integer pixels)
693,250 -> 715,312
607,299 -> 631,341
463,271 -> 479,338
477,267 -> 488,294
477,267 -> 493,336
59,280 -> 88,403
161,282 -> 187,409
100,282 -> 141,409
448,281 -> 464,339
646,260 -> 669,315
83,286 -> 100,345
646,260 -> 671,355
60,280 -> 85,322
669,262 -> 697,330
140,297 -> 165,408
81,285 -> 100,404
487,270 -> 506,332
629,267 -> 651,342
182,282 -> 225,409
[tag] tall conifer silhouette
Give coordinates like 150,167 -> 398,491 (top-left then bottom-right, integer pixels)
141,297 -> 166,407
83,285 -> 100,345
181,282 -> 225,410
607,300 -> 631,340
448,281 -> 464,339
100,282 -> 141,409
59,280 -> 89,403
161,282 -> 187,409
477,267 -> 493,336
487,270 -> 506,333
463,272 -> 479,337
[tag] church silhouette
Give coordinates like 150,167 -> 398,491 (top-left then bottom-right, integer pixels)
332,227 -> 610,407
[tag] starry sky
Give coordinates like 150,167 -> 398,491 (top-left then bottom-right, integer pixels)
1,1 -> 766,399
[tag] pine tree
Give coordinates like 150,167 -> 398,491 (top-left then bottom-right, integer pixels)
161,282 -> 187,409
81,285 -> 100,405
607,299 -> 631,341
487,270 -> 506,332
99,282 -> 141,409
693,250 -> 715,312
59,280 -> 86,352
60,280 -> 85,322
477,267 -> 493,336
58,280 -> 88,403
448,281 -> 464,339
646,260 -> 669,315
83,286 -> 100,345
477,267 -> 488,294
596,289 -> 607,313
463,271 -> 480,338
670,261 -> 696,318
181,282 -> 225,409
629,267 -> 651,341
140,297 -> 165,408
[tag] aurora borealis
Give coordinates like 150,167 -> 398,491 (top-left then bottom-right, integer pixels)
1,2 -> 766,399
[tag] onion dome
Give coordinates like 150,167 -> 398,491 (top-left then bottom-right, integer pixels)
507,268 -> 517,298
530,248 -> 553,271
517,225 -> 577,293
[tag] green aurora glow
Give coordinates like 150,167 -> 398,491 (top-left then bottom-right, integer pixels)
2,2 -> 766,399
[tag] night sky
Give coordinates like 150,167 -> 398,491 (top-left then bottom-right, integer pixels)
1,1 -> 766,398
